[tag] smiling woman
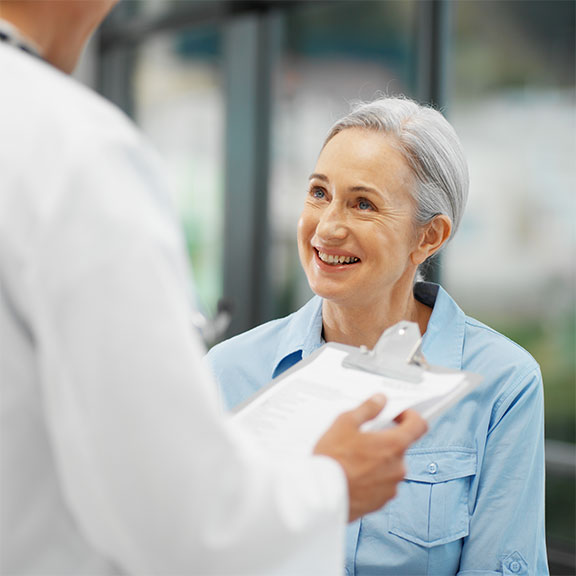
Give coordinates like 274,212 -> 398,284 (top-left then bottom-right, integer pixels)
206,96 -> 549,576
298,127 -> 450,347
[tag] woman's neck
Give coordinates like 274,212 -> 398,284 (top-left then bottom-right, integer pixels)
321,287 -> 432,349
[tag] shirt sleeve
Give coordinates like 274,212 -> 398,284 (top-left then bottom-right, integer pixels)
32,132 -> 348,575
457,366 -> 549,575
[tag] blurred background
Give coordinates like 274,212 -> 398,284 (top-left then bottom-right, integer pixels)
79,1 -> 574,572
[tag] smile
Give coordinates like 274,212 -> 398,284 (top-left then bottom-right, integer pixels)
316,250 -> 360,265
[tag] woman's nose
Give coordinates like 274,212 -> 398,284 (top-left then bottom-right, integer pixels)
315,203 -> 348,241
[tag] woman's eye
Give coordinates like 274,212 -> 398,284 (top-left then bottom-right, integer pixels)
311,188 -> 326,199
357,199 -> 374,211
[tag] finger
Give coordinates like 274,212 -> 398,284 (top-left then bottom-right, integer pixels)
345,394 -> 387,427
393,409 -> 428,443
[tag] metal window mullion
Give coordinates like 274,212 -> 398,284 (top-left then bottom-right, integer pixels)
416,0 -> 451,110
222,13 -> 275,337
416,0 -> 452,283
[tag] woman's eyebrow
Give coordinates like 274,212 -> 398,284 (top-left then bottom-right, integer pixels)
308,173 -> 329,182
350,185 -> 382,195
349,185 -> 389,201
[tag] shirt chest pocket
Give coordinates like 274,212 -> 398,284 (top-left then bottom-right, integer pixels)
388,449 -> 477,548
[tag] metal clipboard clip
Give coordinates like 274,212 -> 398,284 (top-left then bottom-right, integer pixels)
342,321 -> 429,383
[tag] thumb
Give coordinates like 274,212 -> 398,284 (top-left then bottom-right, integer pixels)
347,394 -> 387,427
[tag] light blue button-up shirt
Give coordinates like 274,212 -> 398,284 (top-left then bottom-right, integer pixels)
206,283 -> 549,575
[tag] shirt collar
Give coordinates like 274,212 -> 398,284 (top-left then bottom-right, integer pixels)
270,282 -> 466,376
416,282 -> 466,370
272,295 -> 324,371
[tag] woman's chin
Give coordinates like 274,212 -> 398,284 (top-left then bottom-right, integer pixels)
309,284 -> 355,306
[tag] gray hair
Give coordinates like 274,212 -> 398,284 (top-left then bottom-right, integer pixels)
324,96 -> 469,242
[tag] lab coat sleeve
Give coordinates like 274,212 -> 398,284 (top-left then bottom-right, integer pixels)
457,367 -> 548,575
31,136 -> 347,575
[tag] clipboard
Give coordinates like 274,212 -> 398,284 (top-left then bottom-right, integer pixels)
230,321 -> 482,457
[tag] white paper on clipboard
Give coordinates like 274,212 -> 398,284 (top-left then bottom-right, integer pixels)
230,323 -> 482,457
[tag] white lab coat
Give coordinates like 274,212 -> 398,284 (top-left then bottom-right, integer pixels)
0,43 -> 347,575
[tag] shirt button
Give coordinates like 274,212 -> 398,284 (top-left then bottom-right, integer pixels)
509,561 -> 521,573
427,462 -> 438,474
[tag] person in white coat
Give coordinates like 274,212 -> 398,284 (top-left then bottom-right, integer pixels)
0,2 -> 427,575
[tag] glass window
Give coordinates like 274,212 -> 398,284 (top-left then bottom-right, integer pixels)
445,0 -> 575,553
133,27 -> 225,315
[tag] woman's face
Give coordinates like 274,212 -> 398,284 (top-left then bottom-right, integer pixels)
297,128 -> 423,309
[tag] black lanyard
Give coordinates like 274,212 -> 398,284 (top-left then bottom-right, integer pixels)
0,27 -> 41,59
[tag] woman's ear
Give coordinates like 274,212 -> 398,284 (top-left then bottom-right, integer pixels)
411,215 -> 452,265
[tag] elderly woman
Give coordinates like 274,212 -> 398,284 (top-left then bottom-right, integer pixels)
206,97 -> 548,575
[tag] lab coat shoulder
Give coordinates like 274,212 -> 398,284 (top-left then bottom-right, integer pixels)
2,43 -> 172,223
1,44 -> 139,155
1,45 -> 181,331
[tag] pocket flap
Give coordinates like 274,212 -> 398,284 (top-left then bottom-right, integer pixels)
404,448 -> 477,483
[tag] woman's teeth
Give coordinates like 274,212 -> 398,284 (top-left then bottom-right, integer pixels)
317,251 -> 359,265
